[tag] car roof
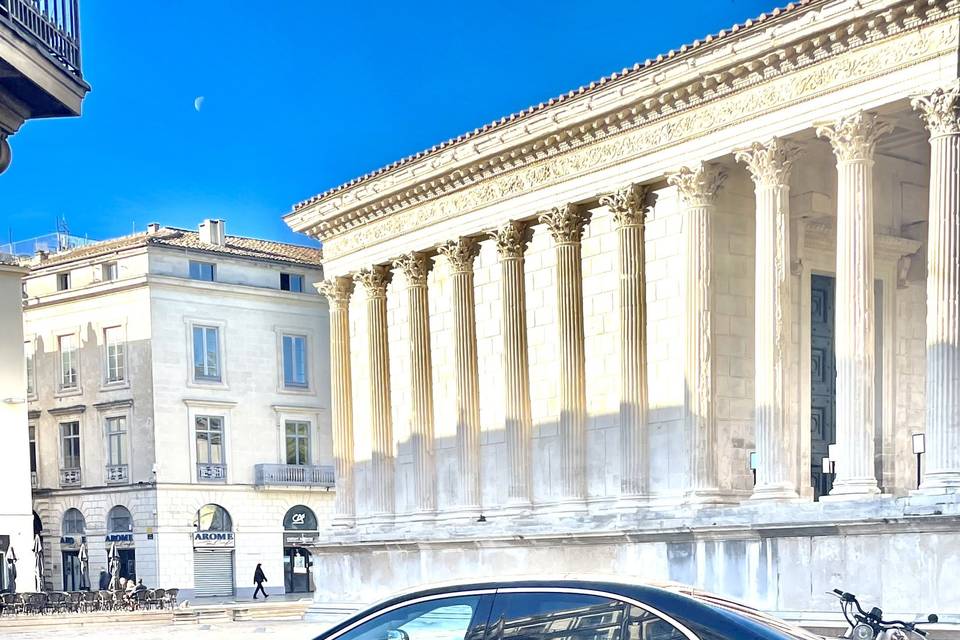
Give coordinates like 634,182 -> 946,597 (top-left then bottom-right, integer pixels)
319,576 -> 820,640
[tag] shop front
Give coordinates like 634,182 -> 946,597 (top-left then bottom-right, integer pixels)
106,505 -> 136,582
60,509 -> 85,591
193,504 -> 234,597
282,505 -> 317,594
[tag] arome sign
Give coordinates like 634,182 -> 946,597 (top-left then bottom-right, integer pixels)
193,531 -> 235,548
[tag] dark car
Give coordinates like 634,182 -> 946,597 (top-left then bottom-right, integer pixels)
313,578 -> 823,640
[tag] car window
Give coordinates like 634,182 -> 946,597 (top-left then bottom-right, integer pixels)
492,592 -> 690,640
336,596 -> 483,640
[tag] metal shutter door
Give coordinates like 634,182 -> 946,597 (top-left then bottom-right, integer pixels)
193,550 -> 234,597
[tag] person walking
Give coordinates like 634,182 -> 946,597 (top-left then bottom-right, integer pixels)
253,563 -> 268,599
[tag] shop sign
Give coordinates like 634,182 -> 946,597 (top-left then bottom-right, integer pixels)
283,532 -> 318,546
283,505 -> 318,531
193,531 -> 234,548
60,536 -> 81,547
105,533 -> 134,547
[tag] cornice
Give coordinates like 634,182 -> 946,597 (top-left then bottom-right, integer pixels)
289,0 -> 957,250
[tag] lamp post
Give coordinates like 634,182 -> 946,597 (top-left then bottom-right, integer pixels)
912,433 -> 925,490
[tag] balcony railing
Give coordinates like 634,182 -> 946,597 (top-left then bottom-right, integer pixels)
30,471 -> 37,489
255,464 -> 335,488
0,0 -> 82,77
59,467 -> 80,487
105,464 -> 128,484
197,463 -> 226,482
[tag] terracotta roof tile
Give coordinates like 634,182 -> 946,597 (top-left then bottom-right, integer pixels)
33,227 -> 323,269
291,0 -> 814,212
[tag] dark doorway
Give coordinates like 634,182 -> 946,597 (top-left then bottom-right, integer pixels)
283,547 -> 313,593
810,274 -> 837,500
62,551 -> 82,591
118,549 -> 136,582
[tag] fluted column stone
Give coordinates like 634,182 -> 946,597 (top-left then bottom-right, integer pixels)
538,204 -> 590,501
667,163 -> 726,501
393,252 -> 437,513
438,238 -> 483,512
492,221 -> 534,507
355,266 -> 395,517
736,138 -> 802,501
817,111 -> 892,497
913,83 -> 960,492
317,277 -> 356,525
599,184 -> 652,498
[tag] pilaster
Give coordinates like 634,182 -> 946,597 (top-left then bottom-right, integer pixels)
816,111 -> 892,498
667,162 -> 726,502
913,83 -> 960,492
538,204 -> 590,502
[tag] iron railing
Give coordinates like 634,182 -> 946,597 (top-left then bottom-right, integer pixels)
105,464 -> 128,484
0,0 -> 82,77
255,463 -> 335,488
197,463 -> 226,482
59,467 -> 80,487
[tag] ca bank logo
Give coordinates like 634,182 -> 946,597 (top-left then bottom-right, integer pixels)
291,513 -> 306,525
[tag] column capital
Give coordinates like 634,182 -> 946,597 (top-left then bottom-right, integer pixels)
491,221 -> 533,259
600,183 -> 653,228
317,276 -> 354,310
355,265 -> 391,298
815,110 -> 893,162
392,252 -> 432,287
735,138 -> 802,188
912,81 -> 960,138
666,162 -> 726,207
538,203 -> 589,244
438,237 -> 480,273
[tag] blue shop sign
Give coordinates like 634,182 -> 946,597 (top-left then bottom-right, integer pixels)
193,531 -> 235,548
105,533 -> 133,543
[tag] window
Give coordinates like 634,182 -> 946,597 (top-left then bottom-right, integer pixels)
104,326 -> 126,383
189,261 -> 216,281
29,425 -> 37,474
336,595 -> 483,640
285,421 -> 310,465
106,416 -> 127,466
59,334 -> 78,389
57,272 -> 70,291
107,506 -> 132,533
62,508 -> 85,536
102,262 -> 118,281
196,503 -> 232,532
282,334 -> 308,388
195,416 -> 224,465
60,421 -> 81,469
192,325 -> 221,381
280,273 -> 304,292
24,340 -> 35,396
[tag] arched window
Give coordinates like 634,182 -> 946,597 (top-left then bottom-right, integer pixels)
283,505 -> 318,531
107,505 -> 133,533
196,504 -> 232,532
62,508 -> 85,536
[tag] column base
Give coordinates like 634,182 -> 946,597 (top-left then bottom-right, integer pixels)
749,483 -> 801,502
331,515 -> 357,528
435,506 -> 484,523
917,472 -> 960,493
684,489 -> 740,506
822,477 -> 880,500
357,512 -> 395,527
534,498 -> 589,517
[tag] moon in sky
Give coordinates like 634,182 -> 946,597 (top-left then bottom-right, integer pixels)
194,96 -> 205,112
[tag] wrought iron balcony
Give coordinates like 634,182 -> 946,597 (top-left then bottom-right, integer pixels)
197,462 -> 226,482
0,0 -> 82,77
255,464 -> 334,488
30,471 -> 37,489
105,464 -> 128,484
59,467 -> 80,487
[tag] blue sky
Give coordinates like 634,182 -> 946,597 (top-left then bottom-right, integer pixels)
2,0 -> 777,247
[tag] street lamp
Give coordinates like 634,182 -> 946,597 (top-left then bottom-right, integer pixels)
912,433 -> 925,489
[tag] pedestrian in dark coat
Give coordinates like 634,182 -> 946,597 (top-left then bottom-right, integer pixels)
98,569 -> 109,591
253,563 -> 268,599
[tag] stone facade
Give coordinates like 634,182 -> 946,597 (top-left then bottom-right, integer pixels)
287,0 -> 960,622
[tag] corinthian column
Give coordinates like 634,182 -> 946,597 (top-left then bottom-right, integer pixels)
437,238 -> 482,512
599,184 -> 652,498
913,83 -> 960,492
317,277 -> 356,525
538,204 -> 590,501
355,266 -> 395,517
492,221 -> 534,507
817,111 -> 891,497
667,163 -> 726,501
393,252 -> 436,513
736,139 -> 801,501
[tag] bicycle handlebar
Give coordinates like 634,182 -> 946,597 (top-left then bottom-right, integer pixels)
831,589 -> 931,637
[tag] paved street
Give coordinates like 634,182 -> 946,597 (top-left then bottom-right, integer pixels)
3,619 -> 332,639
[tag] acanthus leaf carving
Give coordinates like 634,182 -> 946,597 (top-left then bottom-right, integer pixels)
491,221 -> 532,259
666,163 -> 726,207
912,80 -> 960,137
317,276 -> 355,310
815,110 -> 893,162
734,137 -> 802,187
437,237 -> 480,273
392,252 -> 432,287
599,183 -> 654,228
538,204 -> 589,244
354,265 -> 392,298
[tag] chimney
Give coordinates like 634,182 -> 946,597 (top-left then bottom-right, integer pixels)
199,219 -> 225,246
146,222 -> 160,234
